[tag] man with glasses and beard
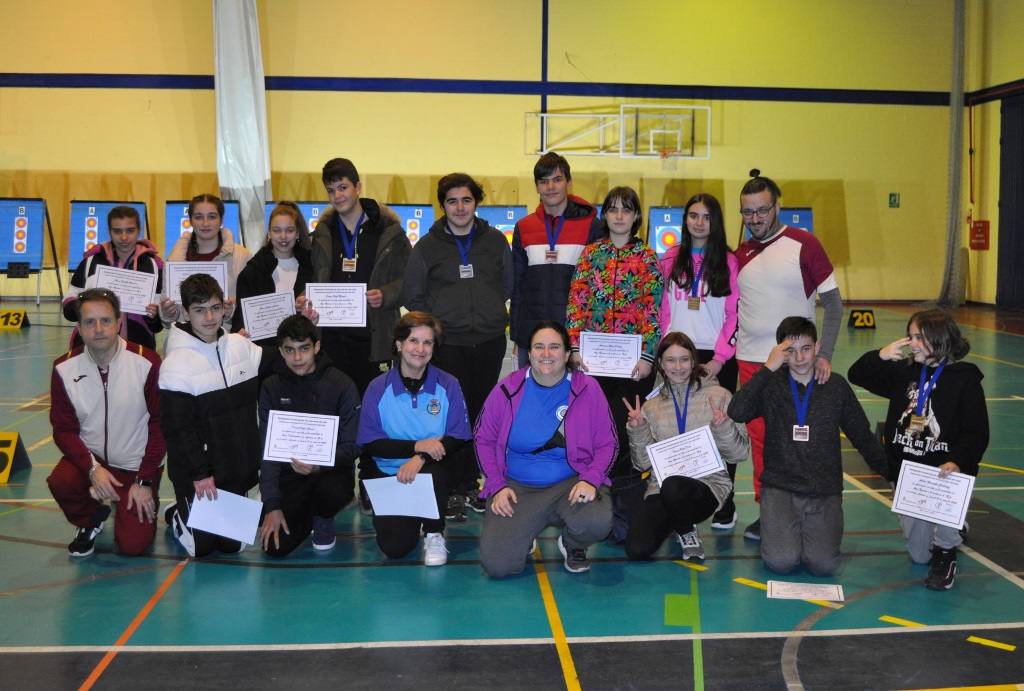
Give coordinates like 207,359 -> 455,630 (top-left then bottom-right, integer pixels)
734,170 -> 843,542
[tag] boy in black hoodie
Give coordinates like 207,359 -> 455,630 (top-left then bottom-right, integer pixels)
258,315 -> 361,556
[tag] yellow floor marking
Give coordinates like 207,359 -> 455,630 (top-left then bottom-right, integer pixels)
673,560 -> 708,572
879,615 -> 926,628
26,435 -> 52,452
970,352 -> 1024,369
966,635 -> 1017,652
898,684 -> 1024,690
532,547 -> 581,691
980,462 -> 1024,476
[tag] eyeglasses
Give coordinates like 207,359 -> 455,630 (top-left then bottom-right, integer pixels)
740,206 -> 774,219
78,288 -> 118,301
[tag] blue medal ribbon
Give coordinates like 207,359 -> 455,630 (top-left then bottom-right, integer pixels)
788,374 -> 814,426
689,254 -> 706,299
543,213 -> 566,251
337,211 -> 365,260
915,360 -> 946,416
447,223 -> 474,266
669,382 -> 692,435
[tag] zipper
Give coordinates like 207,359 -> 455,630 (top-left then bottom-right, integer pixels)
101,369 -> 109,463
215,342 -> 228,387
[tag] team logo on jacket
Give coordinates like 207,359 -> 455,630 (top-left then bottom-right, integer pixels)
427,399 -> 441,415
556,405 -> 568,421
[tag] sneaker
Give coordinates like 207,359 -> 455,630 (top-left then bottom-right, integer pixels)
925,547 -> 957,590
466,491 -> 486,514
423,532 -> 448,566
170,507 -> 197,558
557,534 -> 591,573
527,538 -> 539,560
959,520 -> 970,544
68,505 -> 111,558
711,494 -> 738,530
743,518 -> 761,541
676,529 -> 705,561
445,494 -> 466,522
163,503 -> 177,526
312,516 -> 336,551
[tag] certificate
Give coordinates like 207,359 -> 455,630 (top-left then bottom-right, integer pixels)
240,292 -> 295,342
579,331 -> 642,378
165,261 -> 229,304
362,475 -> 439,519
891,459 -> 975,529
262,410 -> 340,467
304,283 -> 367,327
93,265 -> 157,316
186,489 -> 261,546
767,580 -> 845,602
644,425 -> 725,485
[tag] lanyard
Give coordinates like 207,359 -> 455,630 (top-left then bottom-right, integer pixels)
915,360 -> 946,416
689,254 -> 706,298
337,211 -> 365,260
543,213 -> 566,251
788,375 -> 815,426
669,382 -> 692,434
447,224 -> 474,266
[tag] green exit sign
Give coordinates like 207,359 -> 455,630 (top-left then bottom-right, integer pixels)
888,193 -> 900,208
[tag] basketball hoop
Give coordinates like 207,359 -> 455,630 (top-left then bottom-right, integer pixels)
659,148 -> 677,171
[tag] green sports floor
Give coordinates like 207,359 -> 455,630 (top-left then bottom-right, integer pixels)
0,302 -> 1021,690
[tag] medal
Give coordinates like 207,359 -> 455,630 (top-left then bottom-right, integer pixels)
789,374 -> 814,443
543,214 -> 565,264
545,249 -> 559,263
792,425 -> 809,442
687,257 -> 705,311
459,264 -> 474,279
341,257 -> 357,272
908,414 -> 927,433
909,360 -> 946,436
687,297 -> 701,311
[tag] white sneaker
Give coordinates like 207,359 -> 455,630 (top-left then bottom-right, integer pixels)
170,508 -> 197,558
423,532 -> 448,566
676,529 -> 705,561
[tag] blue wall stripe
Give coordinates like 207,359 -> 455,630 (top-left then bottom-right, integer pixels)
0,72 -> 955,106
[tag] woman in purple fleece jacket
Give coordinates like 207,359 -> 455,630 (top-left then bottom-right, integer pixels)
475,321 -> 616,577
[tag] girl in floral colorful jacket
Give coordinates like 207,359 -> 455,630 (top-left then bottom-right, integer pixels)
565,186 -> 662,541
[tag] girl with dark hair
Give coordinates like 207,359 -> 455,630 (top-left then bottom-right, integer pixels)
159,193 -> 251,325
623,332 -> 748,562
232,202 -> 317,347
565,186 -> 662,542
356,311 -> 472,567
475,320 -> 615,577
658,193 -> 739,391
848,309 -> 989,591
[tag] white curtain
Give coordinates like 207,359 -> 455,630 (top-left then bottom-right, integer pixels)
214,0 -> 271,250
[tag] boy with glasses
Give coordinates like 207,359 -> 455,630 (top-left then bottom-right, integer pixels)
735,170 -> 843,541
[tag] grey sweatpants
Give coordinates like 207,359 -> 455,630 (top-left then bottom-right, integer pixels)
760,485 -> 843,576
900,514 -> 962,564
480,476 -> 611,578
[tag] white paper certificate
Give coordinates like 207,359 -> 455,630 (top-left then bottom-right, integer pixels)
165,261 -> 229,304
262,410 -> 340,467
891,459 -> 975,529
645,425 -> 726,485
186,489 -> 261,546
767,580 -> 845,602
362,475 -> 439,519
93,265 -> 157,316
241,292 -> 295,342
304,283 -> 367,327
579,331 -> 642,379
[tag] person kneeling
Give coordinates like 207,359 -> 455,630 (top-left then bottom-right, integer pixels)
728,317 -> 888,576
476,321 -> 615,577
258,315 -> 361,556
356,312 -> 472,566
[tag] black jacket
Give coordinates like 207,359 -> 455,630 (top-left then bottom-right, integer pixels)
231,243 -> 314,340
258,354 -> 362,511
848,351 -> 988,477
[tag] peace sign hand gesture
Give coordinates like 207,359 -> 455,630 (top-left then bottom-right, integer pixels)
623,395 -> 645,429
709,395 -> 729,426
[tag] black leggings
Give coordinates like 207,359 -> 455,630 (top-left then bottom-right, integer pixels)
625,476 -> 719,560
362,460 -> 449,558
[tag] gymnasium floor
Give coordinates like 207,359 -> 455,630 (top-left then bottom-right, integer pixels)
0,301 -> 1022,690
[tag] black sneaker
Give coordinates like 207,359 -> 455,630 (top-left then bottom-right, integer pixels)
711,493 -> 737,530
68,505 -> 111,557
164,503 -> 176,526
466,491 -> 486,514
925,547 -> 957,590
557,535 -> 591,573
743,518 -> 761,541
445,494 -> 466,522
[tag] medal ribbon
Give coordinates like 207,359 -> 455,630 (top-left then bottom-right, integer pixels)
337,211 -> 365,260
915,360 -> 946,416
543,213 -> 566,251
789,374 -> 815,427
669,382 -> 692,434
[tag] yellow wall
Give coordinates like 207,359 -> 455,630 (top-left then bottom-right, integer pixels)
2,0 -> 1016,303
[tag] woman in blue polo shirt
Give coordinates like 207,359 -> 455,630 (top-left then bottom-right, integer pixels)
356,311 -> 472,566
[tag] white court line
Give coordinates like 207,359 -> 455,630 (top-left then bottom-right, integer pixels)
845,472 -> 1024,592
2,621 -> 1024,654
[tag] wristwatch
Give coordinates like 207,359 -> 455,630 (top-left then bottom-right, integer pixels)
136,478 -> 154,488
